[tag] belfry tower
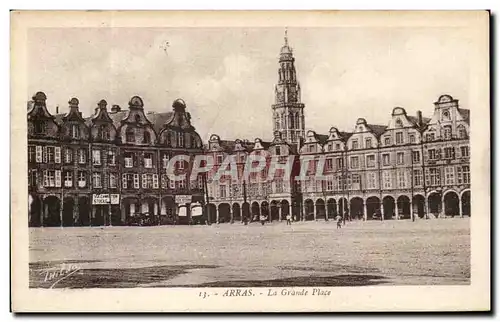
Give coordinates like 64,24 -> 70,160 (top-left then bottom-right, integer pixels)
271,29 -> 305,148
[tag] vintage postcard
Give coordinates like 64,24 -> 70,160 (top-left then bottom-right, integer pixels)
11,10 -> 490,312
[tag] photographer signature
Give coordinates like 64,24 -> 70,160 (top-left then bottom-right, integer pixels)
39,263 -> 81,289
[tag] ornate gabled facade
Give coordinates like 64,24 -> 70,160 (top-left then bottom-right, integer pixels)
296,95 -> 470,222
27,92 -> 204,227
271,30 -> 305,149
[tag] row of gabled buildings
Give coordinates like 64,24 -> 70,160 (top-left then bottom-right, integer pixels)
27,31 -> 470,226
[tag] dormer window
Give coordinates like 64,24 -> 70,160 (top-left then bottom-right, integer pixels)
71,124 -> 80,139
365,138 -> 372,148
443,126 -> 452,140
335,143 -> 340,151
275,146 -> 281,155
126,128 -> 135,143
442,109 -> 450,121
143,131 -> 151,144
458,125 -> 468,139
178,132 -> 184,147
308,145 -> 314,153
395,118 -> 403,128
384,137 -> 391,145
98,125 -> 109,141
135,114 -> 141,123
351,140 -> 358,150
34,121 -> 47,134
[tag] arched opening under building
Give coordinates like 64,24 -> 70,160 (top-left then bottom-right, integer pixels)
412,194 -> 425,218
232,203 -> 241,222
428,192 -> 442,217
397,195 -> 411,219
140,197 -> 158,225
444,191 -> 460,217
315,199 -> 326,220
29,194 -> 42,227
350,197 -> 364,220
366,196 -> 381,220
218,203 -> 231,223
161,196 -> 176,225
122,197 -> 140,225
327,198 -> 337,220
62,197 -> 75,227
251,202 -> 260,221
338,197 -> 348,220
78,196 -> 91,226
461,190 -> 470,217
304,199 -> 314,221
242,202 -> 250,222
280,200 -> 290,221
270,200 -> 279,222
292,200 -> 301,221
43,196 -> 61,227
92,205 -> 106,226
261,201 -> 270,221
382,196 -> 395,220
207,203 -> 217,224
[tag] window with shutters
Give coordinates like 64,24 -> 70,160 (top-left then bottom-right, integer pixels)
325,158 -> 333,171
162,154 -> 169,168
29,170 -> 37,187
397,170 -> 406,188
444,147 -> 455,159
93,173 -> 102,188
161,174 -> 168,189
383,171 -> 392,189
153,174 -> 159,189
108,150 -> 116,165
64,148 -> 73,164
365,138 -> 372,149
43,170 -> 56,187
396,132 -> 403,144
428,149 -> 437,160
92,149 -> 101,165
366,154 -> 375,168
219,185 -> 226,198
133,174 -> 139,189
382,153 -> 390,166
78,149 -> 86,164
36,146 -> 42,163
462,166 -> 470,184
78,171 -> 86,188
445,166 -> 455,185
63,171 -> 73,187
144,153 -> 153,168
28,146 -> 35,163
336,157 -> 344,170
124,152 -> 134,168
412,151 -> 420,163
396,152 -> 404,165
71,124 -> 80,139
109,173 -> 117,188
178,132 -> 184,147
443,126 -> 452,140
46,146 -> 55,163
460,146 -> 469,158
367,172 -> 377,189
413,169 -> 423,186
350,156 -> 359,169
428,168 -> 441,186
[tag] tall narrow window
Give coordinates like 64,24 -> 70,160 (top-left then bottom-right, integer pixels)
126,128 -> 135,143
92,149 -> 101,165
93,173 -> 102,188
109,173 -> 117,188
143,131 -> 151,144
365,138 -> 372,148
443,126 -> 452,140
64,171 -> 73,188
144,153 -> 153,168
108,150 -> 116,165
396,132 -> 403,144
77,171 -> 86,188
71,124 -> 80,139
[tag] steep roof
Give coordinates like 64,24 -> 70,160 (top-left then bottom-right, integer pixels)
366,124 -> 387,137
316,134 -> 329,145
339,131 -> 353,141
458,108 -> 470,125
145,111 -> 175,133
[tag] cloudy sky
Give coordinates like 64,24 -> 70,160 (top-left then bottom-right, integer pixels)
28,27 -> 473,141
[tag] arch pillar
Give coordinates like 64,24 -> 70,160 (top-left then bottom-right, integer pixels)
424,198 -> 429,219
459,197 -> 463,218
215,206 -> 220,224
410,200 -> 414,221
363,201 -> 367,221
229,206 -> 234,224
278,206 -> 282,222
395,200 -> 399,220
303,204 -> 307,221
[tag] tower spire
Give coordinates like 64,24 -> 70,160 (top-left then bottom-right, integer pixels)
284,27 -> 288,46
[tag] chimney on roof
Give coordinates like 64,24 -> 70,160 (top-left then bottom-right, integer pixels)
111,105 -> 121,113
416,110 -> 423,126
56,105 -> 59,114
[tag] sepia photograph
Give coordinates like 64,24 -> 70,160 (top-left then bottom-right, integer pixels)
10,10 -> 490,312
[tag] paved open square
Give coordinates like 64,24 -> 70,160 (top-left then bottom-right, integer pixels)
29,218 -> 470,288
